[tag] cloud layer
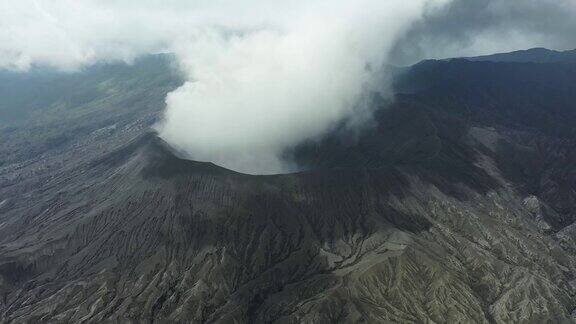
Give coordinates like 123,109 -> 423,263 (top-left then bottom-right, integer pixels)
1,0 -> 575,173
390,0 -> 576,65
159,0 -> 443,174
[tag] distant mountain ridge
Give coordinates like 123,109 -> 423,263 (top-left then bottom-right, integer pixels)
462,47 -> 576,63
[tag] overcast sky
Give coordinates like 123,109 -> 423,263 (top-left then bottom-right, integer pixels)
390,0 -> 576,65
2,0 -> 575,174
1,0 -> 574,70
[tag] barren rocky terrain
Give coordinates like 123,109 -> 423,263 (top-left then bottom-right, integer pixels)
1,49 -> 576,323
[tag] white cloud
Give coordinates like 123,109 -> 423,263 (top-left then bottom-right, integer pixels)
1,0 -> 573,173
159,0 -> 441,174
1,0 -> 446,174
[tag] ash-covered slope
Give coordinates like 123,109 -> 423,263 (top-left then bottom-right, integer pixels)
3,131 -> 575,323
2,52 -> 576,323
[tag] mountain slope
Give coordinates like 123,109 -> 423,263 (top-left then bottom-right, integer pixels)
2,52 -> 576,323
0,55 -> 181,168
2,132 -> 575,323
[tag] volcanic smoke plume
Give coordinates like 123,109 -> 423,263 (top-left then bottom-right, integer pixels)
1,0 -> 575,174
158,0 -> 445,174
